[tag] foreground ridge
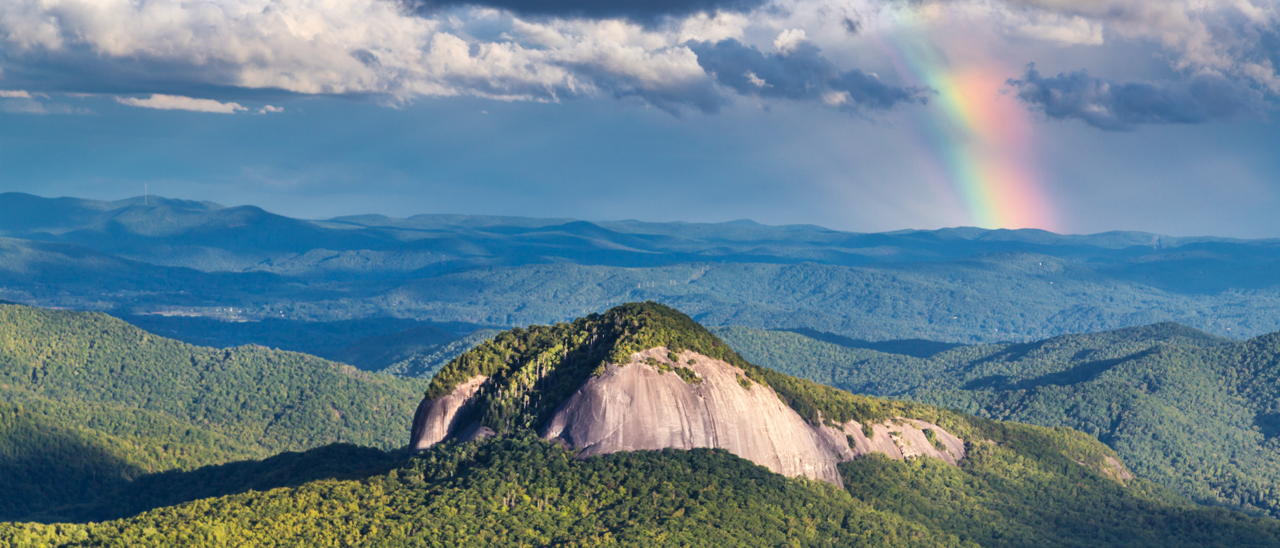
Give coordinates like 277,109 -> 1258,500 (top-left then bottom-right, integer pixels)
410,302 -> 1120,484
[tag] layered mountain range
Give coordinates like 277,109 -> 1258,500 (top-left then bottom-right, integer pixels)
3,192 -> 1280,348
5,192 -> 1280,544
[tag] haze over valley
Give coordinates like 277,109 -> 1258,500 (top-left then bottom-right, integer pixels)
3,193 -> 1280,545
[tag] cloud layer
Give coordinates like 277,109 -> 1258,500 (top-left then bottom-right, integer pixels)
1008,65 -> 1260,130
405,0 -> 768,23
690,34 -> 928,110
0,0 -> 1274,124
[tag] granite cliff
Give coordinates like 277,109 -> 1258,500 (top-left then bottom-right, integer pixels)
408,302 -> 977,485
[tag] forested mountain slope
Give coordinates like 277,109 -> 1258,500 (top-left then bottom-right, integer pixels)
719,323 -> 1280,517
5,303 -> 1280,547
0,304 -> 427,521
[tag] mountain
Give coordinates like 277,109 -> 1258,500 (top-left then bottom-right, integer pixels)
6,192 -> 1280,278
718,322 -> 1280,518
0,303 -> 428,521
6,302 -> 1280,546
410,302 -> 980,485
6,191 -> 1280,351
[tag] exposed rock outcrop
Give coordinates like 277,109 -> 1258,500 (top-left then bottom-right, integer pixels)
409,376 -> 486,453
817,418 -> 965,465
409,347 -> 967,486
542,348 -> 846,484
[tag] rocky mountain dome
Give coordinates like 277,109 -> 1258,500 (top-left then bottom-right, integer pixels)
409,302 -> 978,485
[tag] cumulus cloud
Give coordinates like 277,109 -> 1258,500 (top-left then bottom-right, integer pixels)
402,0 -> 768,24
116,94 -> 248,113
689,34 -> 929,111
0,0 -> 1274,124
0,0 -> 737,113
1007,65 -> 1260,130
998,0 -> 1280,90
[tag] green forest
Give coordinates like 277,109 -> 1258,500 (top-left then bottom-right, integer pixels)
428,302 -> 991,437
718,322 -> 1280,518
0,304 -> 427,520
5,301 -> 1280,546
5,433 -> 1279,547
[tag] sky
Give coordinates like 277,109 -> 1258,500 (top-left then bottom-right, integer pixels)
1,0 -> 1279,237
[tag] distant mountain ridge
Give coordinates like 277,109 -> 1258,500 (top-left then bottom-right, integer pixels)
4,192 -> 1277,276
3,192 -> 1280,347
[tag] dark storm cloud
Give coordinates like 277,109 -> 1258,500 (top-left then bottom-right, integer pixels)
400,0 -> 768,23
688,38 -> 929,111
1007,64 -> 1260,131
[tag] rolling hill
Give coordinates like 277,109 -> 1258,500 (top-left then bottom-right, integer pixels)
4,303 -> 1279,547
718,322 -> 1280,517
0,303 -> 428,521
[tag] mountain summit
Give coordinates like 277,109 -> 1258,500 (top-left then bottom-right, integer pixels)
413,303 -> 999,484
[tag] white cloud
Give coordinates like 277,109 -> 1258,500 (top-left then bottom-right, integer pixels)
0,0 -> 722,109
993,0 -> 1280,87
0,0 -> 1274,116
773,28 -> 807,54
116,94 -> 247,113
258,105 -> 285,113
821,90 -> 850,106
677,11 -> 749,44
1009,13 -> 1105,45
0,90 -> 31,98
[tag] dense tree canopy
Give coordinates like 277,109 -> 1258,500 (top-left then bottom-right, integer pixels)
0,304 -> 427,520
720,323 -> 1280,518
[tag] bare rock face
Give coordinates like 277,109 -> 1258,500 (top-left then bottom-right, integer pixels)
542,348 -> 846,484
540,348 -> 967,485
408,376 -> 487,454
408,348 -> 968,486
821,418 -> 966,465
1103,456 -> 1136,483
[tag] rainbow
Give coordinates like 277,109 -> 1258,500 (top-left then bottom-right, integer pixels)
872,12 -> 1058,231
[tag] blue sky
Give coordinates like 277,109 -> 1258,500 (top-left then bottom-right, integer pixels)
1,0 -> 1278,237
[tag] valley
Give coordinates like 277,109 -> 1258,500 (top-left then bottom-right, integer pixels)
4,302 -> 1280,547
4,196 -> 1280,545
3,193 -> 1280,346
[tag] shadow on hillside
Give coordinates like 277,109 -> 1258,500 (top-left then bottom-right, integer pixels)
28,444 -> 406,524
962,349 -> 1156,391
782,328 -> 965,359
0,442 -> 144,523
1255,413 -> 1280,440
